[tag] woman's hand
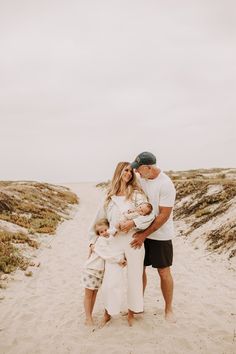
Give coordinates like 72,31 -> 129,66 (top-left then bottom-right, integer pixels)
115,222 -> 121,231
130,231 -> 146,249
119,220 -> 134,232
118,258 -> 127,267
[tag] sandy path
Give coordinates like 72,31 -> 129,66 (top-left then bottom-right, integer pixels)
0,183 -> 235,354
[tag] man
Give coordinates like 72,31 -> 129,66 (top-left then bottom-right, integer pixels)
120,151 -> 176,321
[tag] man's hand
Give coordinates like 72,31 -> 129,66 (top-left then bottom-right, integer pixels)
119,220 -> 134,233
130,231 -> 146,249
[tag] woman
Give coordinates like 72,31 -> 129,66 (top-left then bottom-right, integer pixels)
88,162 -> 149,326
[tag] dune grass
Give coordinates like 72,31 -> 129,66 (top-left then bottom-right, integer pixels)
0,181 -> 78,279
172,170 -> 236,255
0,230 -> 36,274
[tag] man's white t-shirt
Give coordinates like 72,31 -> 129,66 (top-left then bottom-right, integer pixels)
137,171 -> 176,241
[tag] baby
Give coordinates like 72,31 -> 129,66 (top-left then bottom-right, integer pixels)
124,202 -> 153,218
82,218 -> 126,326
116,202 -> 154,231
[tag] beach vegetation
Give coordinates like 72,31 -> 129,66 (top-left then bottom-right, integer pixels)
0,181 -> 78,282
97,168 -> 236,257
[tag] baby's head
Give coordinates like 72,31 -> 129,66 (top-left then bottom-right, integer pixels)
137,202 -> 153,216
94,218 -> 109,237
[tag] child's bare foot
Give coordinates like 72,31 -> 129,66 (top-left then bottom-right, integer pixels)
127,309 -> 134,327
99,310 -> 111,328
85,318 -> 94,326
165,309 -> 177,323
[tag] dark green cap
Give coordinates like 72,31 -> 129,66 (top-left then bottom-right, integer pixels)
130,152 -> 156,169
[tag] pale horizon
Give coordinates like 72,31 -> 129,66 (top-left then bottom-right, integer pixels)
1,0 -> 235,183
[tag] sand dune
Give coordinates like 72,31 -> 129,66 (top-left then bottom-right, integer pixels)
0,183 -> 235,354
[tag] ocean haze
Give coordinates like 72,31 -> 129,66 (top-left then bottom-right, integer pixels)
0,0 -> 235,182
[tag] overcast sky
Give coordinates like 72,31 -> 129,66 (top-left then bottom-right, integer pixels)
0,0 -> 235,183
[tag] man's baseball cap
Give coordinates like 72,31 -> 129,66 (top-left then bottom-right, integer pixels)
130,152 -> 156,169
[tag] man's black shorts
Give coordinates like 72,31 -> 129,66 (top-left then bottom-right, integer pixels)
144,238 -> 173,269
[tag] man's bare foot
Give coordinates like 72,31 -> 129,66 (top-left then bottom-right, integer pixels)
85,318 -> 94,326
165,310 -> 177,323
99,310 -> 111,328
127,310 -> 134,327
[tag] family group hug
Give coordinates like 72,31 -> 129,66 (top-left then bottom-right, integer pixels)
81,151 -> 176,327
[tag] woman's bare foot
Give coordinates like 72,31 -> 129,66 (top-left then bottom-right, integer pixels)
99,310 -> 111,328
122,309 -> 144,316
127,309 -> 134,327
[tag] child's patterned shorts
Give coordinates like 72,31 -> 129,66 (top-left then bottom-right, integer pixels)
81,268 -> 104,290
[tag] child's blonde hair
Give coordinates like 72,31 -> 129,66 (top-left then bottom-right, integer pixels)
94,218 -> 109,235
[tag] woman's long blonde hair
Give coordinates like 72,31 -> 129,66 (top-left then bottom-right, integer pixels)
105,162 -> 144,207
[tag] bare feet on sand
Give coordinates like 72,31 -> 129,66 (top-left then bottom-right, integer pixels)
85,318 -> 94,326
99,310 -> 111,328
165,310 -> 177,323
121,310 -> 144,316
122,309 -> 144,325
127,310 -> 134,327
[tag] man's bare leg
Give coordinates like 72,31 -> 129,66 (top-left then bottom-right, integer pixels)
158,267 -> 176,322
143,267 -> 147,295
84,288 -> 95,325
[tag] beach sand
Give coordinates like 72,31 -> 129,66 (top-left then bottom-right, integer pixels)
0,183 -> 235,354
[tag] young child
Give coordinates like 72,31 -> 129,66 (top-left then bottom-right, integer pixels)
116,202 -> 154,231
82,218 -> 126,326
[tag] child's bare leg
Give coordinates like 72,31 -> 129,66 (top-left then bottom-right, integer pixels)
91,289 -> 98,313
84,288 -> 95,325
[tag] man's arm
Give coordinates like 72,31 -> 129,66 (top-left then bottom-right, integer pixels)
130,206 -> 173,249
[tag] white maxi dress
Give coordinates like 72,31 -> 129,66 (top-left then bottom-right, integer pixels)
88,191 -> 151,315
